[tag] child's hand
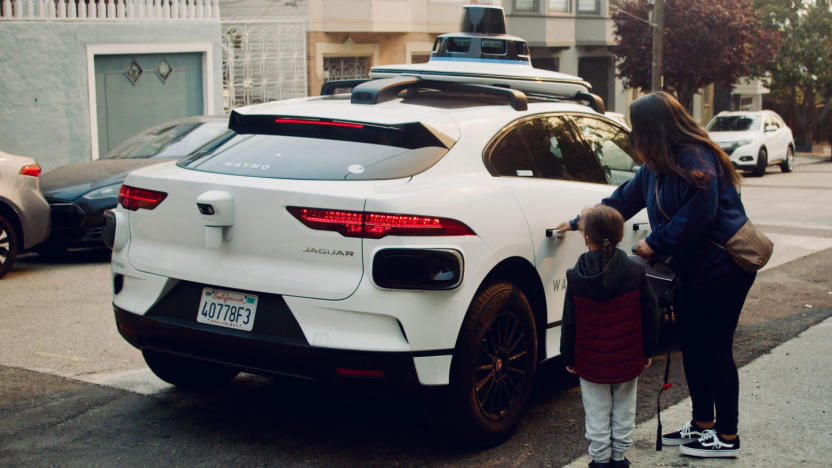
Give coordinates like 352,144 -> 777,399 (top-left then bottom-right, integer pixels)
644,358 -> 653,369
565,365 -> 577,374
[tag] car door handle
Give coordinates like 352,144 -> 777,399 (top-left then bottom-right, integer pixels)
545,229 -> 565,239
632,222 -> 649,231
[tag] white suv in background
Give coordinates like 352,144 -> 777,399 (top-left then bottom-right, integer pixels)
706,110 -> 795,177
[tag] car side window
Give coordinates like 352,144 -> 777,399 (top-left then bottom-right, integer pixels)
570,115 -> 639,185
488,116 -> 608,184
489,124 -> 537,177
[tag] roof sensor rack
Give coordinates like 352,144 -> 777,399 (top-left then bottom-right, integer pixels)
320,79 -> 371,96
349,76 -> 528,111
574,92 -> 606,114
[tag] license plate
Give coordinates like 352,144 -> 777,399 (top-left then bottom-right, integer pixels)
197,288 -> 258,331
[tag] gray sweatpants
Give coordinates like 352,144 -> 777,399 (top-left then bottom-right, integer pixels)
579,376 -> 638,463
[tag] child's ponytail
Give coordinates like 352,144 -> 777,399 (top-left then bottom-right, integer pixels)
601,238 -> 613,267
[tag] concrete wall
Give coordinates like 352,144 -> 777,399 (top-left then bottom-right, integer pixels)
0,22 -> 222,171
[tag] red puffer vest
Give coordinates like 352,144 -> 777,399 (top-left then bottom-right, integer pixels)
573,289 -> 645,384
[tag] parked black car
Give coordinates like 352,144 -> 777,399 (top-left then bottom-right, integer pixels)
39,115 -> 231,254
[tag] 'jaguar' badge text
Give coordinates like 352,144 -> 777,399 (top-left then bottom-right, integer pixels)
303,247 -> 355,257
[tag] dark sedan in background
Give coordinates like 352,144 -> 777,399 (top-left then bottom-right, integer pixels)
39,115 -> 231,255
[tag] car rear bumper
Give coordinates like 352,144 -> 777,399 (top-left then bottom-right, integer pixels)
114,295 -> 444,391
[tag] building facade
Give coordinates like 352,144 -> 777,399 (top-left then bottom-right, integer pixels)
0,1 -> 224,170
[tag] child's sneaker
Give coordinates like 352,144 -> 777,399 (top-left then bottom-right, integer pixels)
680,429 -> 740,458
610,458 -> 630,468
661,420 -> 709,446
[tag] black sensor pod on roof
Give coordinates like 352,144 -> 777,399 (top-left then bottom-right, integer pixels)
460,5 -> 506,34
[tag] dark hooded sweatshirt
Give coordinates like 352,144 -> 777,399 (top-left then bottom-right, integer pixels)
560,248 -> 660,384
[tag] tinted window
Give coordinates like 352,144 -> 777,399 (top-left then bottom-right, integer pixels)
571,116 -> 639,185
489,125 -> 536,177
488,116 -> 607,184
446,38 -> 471,53
180,134 -> 448,181
102,121 -> 229,159
706,115 -> 761,132
481,39 -> 507,55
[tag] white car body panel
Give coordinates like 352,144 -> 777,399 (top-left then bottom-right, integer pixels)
110,78 -> 649,387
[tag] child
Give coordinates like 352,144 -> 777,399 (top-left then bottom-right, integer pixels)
560,205 -> 660,468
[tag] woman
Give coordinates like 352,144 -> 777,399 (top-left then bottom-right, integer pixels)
557,92 -> 756,458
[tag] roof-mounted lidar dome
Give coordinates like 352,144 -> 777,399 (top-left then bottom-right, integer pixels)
430,5 -> 531,65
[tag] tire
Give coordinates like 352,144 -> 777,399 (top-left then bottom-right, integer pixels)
446,282 -> 538,447
779,146 -> 794,173
142,349 -> 239,391
0,214 -> 19,279
751,147 -> 768,177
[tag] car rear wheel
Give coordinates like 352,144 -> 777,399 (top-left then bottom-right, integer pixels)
142,349 -> 239,391
446,282 -> 537,447
779,146 -> 794,173
751,147 -> 768,177
0,214 -> 19,278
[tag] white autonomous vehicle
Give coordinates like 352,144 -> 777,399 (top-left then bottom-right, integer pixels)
106,6 -> 650,445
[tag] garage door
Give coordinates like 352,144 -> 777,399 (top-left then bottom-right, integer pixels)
94,53 -> 204,156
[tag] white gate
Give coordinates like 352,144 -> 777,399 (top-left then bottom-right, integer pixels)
221,18 -> 307,111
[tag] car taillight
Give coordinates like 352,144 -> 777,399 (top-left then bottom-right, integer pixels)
19,164 -> 41,177
287,207 -> 475,239
118,185 -> 167,211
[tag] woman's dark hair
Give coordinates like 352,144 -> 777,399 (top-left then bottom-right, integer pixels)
629,91 -> 741,187
579,205 -> 624,267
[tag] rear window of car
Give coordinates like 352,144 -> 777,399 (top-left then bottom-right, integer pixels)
706,115 -> 761,132
177,112 -> 453,181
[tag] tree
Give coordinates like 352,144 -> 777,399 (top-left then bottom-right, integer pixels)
612,0 -> 779,110
756,0 -> 832,146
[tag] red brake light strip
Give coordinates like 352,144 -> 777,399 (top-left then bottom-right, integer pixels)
19,164 -> 42,177
274,118 -> 364,129
287,207 -> 474,239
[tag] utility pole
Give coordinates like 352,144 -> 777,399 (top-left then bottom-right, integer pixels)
650,0 -> 665,91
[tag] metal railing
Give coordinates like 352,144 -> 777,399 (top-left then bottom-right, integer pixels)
0,0 -> 220,20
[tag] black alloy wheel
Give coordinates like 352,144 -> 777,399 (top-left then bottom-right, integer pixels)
0,214 -> 19,278
447,282 -> 537,446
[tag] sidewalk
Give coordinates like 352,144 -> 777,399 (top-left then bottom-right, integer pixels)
563,316 -> 832,467
796,149 -> 830,164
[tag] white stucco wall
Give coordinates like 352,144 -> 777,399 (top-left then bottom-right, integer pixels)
0,22 -> 223,171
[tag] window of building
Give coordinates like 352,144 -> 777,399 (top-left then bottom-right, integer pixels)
323,56 -> 370,81
514,0 -> 538,13
577,0 -> 600,14
549,0 -> 570,13
531,57 -> 559,72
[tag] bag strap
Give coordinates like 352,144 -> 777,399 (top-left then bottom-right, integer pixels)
656,176 -> 726,250
654,177 -> 671,222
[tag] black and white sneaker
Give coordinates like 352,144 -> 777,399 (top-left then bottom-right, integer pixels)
680,429 -> 740,458
661,420 -> 709,446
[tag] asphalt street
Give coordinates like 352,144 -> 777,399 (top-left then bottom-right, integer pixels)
1,156 -> 830,466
